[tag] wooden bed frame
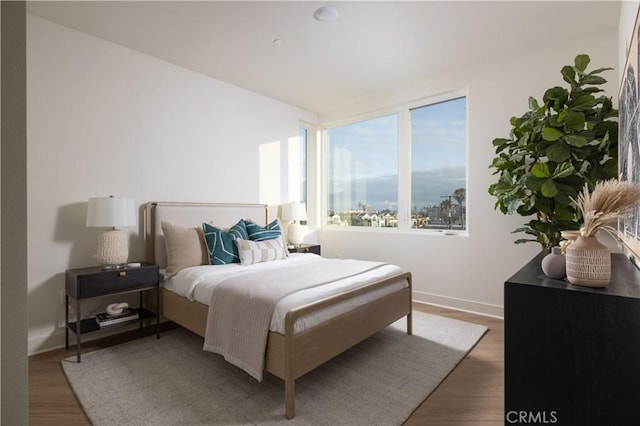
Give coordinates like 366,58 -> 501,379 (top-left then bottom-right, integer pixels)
143,201 -> 412,419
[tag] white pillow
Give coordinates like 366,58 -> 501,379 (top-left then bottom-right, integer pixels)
236,236 -> 288,265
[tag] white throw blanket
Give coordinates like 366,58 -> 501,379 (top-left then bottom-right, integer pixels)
203,258 -> 389,381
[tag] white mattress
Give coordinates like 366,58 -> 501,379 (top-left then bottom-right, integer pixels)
163,253 -> 409,334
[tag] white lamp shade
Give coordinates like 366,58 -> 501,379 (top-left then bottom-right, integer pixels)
86,197 -> 136,228
86,197 -> 135,267
281,202 -> 307,222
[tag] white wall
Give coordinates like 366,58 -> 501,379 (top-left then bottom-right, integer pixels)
27,15 -> 316,354
318,29 -> 619,317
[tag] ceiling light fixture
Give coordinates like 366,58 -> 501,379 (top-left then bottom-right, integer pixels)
314,6 -> 339,22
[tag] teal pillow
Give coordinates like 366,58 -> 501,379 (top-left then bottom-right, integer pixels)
202,220 -> 247,265
245,219 -> 282,241
228,219 -> 249,240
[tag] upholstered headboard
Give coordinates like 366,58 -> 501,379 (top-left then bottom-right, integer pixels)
144,202 -> 269,269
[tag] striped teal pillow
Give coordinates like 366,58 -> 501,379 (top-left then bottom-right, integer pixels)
202,220 -> 247,265
228,219 -> 249,240
245,219 -> 282,241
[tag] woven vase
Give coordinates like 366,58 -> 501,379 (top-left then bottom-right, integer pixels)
565,236 -> 611,287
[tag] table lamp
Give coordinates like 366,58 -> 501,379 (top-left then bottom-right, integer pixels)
281,202 -> 307,246
86,196 -> 136,268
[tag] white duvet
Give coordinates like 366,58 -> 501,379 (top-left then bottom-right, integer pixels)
163,253 -> 408,334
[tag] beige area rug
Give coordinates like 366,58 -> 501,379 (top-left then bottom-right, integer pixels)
63,311 -> 487,425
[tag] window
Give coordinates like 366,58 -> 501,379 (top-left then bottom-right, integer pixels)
298,127 -> 308,206
325,94 -> 467,232
410,97 -> 467,230
327,114 -> 398,227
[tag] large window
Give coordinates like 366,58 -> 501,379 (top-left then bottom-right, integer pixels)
410,97 -> 467,230
325,94 -> 467,231
327,114 -> 398,227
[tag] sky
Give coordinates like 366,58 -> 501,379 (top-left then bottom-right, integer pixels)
327,97 -> 466,211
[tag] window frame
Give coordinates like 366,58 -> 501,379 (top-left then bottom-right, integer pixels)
321,89 -> 469,235
298,121 -> 318,228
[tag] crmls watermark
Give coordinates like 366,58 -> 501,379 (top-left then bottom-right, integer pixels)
506,411 -> 558,424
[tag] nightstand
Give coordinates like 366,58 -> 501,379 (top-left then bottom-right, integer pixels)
288,244 -> 321,255
65,262 -> 160,362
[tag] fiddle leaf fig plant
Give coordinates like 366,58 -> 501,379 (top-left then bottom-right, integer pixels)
488,54 -> 618,251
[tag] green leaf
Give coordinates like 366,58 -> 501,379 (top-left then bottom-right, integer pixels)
598,131 -> 610,150
543,87 -> 569,103
514,238 -> 537,245
557,109 -> 568,123
563,111 -> 585,132
588,67 -> 613,75
546,143 -> 571,162
505,196 -> 521,215
551,162 -> 575,179
581,75 -> 607,85
601,158 -> 618,178
565,134 -> 588,147
548,115 -> 562,128
556,209 -> 576,222
541,127 -> 563,141
541,179 -> 558,198
574,54 -> 590,72
531,162 -> 551,178
492,137 -> 511,147
568,93 -> 596,111
580,87 -> 604,95
525,176 -> 544,191
561,65 -> 576,85
490,157 -> 507,170
517,134 -> 529,147
528,97 -> 540,111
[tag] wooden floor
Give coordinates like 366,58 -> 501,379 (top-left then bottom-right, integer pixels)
29,303 -> 504,425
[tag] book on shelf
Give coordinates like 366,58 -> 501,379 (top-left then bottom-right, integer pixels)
95,308 -> 139,327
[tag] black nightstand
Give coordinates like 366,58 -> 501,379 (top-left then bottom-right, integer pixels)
65,262 -> 160,362
288,244 -> 321,255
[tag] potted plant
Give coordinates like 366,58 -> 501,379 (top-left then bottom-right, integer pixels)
488,54 -> 618,251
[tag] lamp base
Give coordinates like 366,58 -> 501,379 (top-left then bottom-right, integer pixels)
96,229 -> 128,267
287,222 -> 304,246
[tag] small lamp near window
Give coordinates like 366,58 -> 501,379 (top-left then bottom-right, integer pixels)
281,202 -> 307,247
86,196 -> 136,268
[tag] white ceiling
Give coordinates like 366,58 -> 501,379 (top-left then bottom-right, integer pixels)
27,1 -> 621,116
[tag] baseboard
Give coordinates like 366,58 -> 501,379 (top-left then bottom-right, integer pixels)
412,290 -> 504,319
28,322 -> 156,356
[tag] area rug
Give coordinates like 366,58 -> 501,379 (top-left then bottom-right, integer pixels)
62,311 -> 487,425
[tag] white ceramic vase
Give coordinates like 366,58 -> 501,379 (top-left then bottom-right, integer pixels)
565,236 -> 611,287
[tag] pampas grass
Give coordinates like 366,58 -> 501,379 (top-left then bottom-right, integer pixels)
573,179 -> 640,238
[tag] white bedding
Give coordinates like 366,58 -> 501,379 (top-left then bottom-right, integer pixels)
163,253 -> 408,334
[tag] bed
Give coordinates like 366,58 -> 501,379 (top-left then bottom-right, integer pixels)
143,201 -> 413,419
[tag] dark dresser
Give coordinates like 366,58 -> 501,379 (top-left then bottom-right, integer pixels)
504,253 -> 640,425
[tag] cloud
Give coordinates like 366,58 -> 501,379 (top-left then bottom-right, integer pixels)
329,166 -> 465,211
